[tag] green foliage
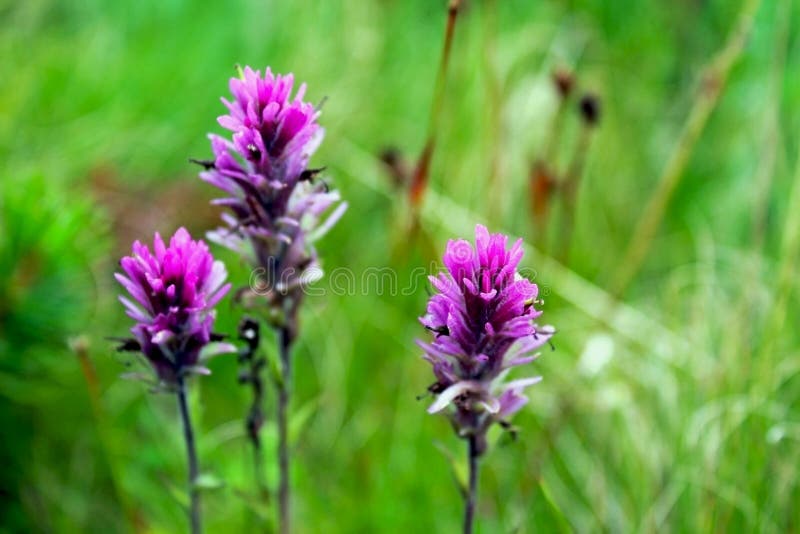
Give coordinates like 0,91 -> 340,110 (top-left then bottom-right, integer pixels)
0,174 -> 110,353
1,0 -> 799,532
0,173 -> 111,532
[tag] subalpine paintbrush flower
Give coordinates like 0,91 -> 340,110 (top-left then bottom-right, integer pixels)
419,225 -> 553,534
418,224 -> 553,452
198,66 -> 346,534
115,227 -> 231,534
218,66 -> 321,182
200,66 -> 346,324
115,227 -> 231,384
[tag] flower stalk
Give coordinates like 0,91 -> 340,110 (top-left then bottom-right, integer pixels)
276,326 -> 292,534
237,317 -> 267,495
558,93 -> 600,262
530,69 -> 574,251
115,228 -> 231,534
409,0 -> 463,208
176,374 -> 201,534
200,66 -> 346,533
418,225 -> 553,530
464,435 -> 479,534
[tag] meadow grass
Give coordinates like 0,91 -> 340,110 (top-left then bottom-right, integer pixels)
1,0 -> 799,531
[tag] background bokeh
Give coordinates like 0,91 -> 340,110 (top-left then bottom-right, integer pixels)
2,0 -> 800,531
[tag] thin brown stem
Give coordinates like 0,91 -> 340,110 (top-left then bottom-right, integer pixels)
483,0 -> 504,222
531,69 -> 573,250
409,0 -> 463,208
430,0 -> 462,136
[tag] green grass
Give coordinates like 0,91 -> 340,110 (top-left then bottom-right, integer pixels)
1,0 -> 800,531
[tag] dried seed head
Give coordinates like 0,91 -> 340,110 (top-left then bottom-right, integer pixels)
552,69 -> 575,99
579,93 -> 601,126
380,147 -> 410,188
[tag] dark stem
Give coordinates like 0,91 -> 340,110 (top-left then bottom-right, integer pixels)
464,435 -> 479,534
277,327 -> 292,534
248,389 -> 265,512
239,317 -> 266,497
177,375 -> 201,534
430,0 -> 462,136
251,435 -> 264,492
531,73 -> 570,252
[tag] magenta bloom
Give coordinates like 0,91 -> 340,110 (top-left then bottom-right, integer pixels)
200,66 -> 345,327
216,66 -> 321,186
115,228 -> 231,383
418,225 -> 553,451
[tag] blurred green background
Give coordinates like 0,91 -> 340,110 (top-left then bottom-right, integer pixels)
2,0 -> 800,531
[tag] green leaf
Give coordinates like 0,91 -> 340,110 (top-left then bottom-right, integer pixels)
538,477 -> 572,533
163,479 -> 189,509
289,397 -> 320,444
433,440 -> 467,498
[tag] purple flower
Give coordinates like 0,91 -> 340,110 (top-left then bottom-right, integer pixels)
116,228 -> 231,384
217,66 -> 321,184
418,225 -> 553,452
199,66 -> 346,330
